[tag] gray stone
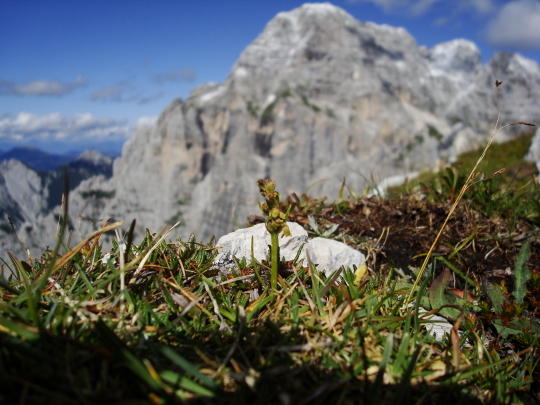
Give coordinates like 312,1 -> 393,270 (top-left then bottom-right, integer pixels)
445,52 -> 540,137
85,3 -> 539,245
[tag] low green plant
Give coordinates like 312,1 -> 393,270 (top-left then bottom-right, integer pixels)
307,215 -> 340,238
427,124 -> 444,141
420,166 -> 467,204
419,163 -> 540,229
80,189 -> 116,199
284,179 -> 327,215
300,94 -> 321,112
246,100 -> 259,118
514,242 -> 532,304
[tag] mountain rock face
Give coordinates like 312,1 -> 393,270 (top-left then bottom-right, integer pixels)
0,151 -> 114,256
2,3 -> 540,255
446,52 -> 540,135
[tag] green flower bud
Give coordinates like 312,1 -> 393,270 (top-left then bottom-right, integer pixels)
265,180 -> 276,193
270,207 -> 280,219
282,225 -> 291,237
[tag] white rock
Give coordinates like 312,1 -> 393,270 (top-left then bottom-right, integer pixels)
212,221 -> 365,278
212,222 -> 308,273
302,237 -> 365,277
420,310 -> 454,341
402,302 -> 453,341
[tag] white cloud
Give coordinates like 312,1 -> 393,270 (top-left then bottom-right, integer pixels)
91,82 -> 163,105
0,112 -> 131,142
347,0 -> 442,15
0,76 -> 87,96
410,0 -> 442,16
349,0 -> 499,17
485,0 -> 540,49
461,0 -> 498,14
346,0 -> 407,13
153,68 -> 195,84
91,82 -> 129,102
137,92 -> 164,105
431,16 -> 448,26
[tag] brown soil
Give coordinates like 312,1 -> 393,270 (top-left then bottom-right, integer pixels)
287,196 -> 540,288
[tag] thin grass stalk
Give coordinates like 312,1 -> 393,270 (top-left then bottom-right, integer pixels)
50,222 -> 123,274
45,168 -> 70,289
7,217 -> 32,263
117,229 -> 127,315
270,232 -> 279,290
306,249 -> 325,316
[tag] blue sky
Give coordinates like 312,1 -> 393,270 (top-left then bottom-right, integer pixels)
1,0 -> 539,155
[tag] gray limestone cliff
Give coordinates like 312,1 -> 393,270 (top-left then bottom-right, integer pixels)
0,152 -> 114,256
2,3 -> 540,256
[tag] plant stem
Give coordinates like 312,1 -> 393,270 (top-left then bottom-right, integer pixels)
270,231 -> 279,290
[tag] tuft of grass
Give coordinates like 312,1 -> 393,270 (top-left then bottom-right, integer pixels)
3,224 -> 538,403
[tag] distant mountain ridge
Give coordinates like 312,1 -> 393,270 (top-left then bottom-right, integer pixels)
0,147 -> 75,172
2,2 -> 540,257
0,149 -> 114,252
0,147 -> 117,173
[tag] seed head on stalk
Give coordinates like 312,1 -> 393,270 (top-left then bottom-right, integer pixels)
257,179 -> 291,290
257,179 -> 291,237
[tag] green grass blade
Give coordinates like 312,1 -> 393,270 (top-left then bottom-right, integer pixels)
0,316 -> 40,340
306,250 -> 325,316
513,241 -> 531,304
371,333 -> 393,398
160,346 -> 218,390
8,253 -> 42,331
94,319 -> 164,392
160,371 -> 215,397
391,345 -> 421,404
438,256 -> 478,289
448,230 -> 477,260
485,283 -> 505,315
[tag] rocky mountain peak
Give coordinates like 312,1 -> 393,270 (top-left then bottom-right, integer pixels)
428,39 -> 481,81
237,2 -> 356,66
75,150 -> 113,166
489,51 -> 540,77
229,2 -> 422,106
